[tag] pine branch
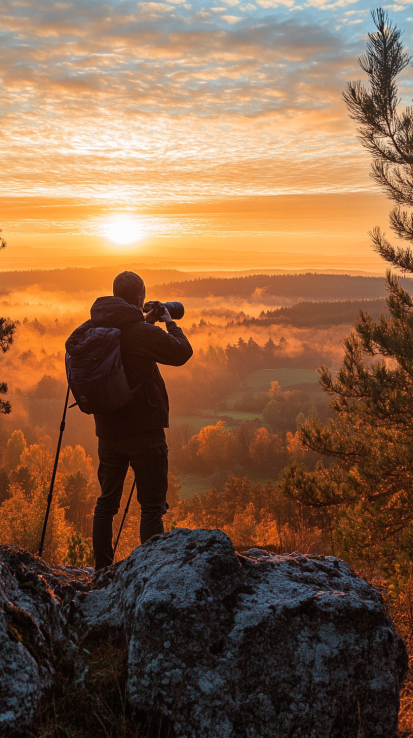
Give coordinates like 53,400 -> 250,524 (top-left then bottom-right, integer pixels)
370,226 -> 413,272
371,161 -> 413,207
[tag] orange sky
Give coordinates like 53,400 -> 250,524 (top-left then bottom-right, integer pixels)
0,193 -> 390,272
2,2 -> 413,270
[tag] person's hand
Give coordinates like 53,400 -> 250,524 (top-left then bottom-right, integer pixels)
144,307 -> 173,325
158,307 -> 173,324
144,309 -> 157,324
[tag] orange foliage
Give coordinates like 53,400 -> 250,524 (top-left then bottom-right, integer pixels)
186,421 -> 241,466
286,430 -> 307,461
249,427 -> 284,468
0,482 -> 71,563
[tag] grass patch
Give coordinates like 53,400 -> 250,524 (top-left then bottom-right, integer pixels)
23,636 -> 175,738
245,368 -> 320,391
177,474 -> 214,499
215,410 -> 262,423
169,415 -> 217,433
224,368 -> 321,408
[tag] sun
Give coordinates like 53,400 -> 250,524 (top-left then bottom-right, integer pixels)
103,216 -> 143,245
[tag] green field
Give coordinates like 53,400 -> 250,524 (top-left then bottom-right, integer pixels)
216,410 -> 262,423
170,411 -> 262,434
171,369 -> 322,434
245,368 -> 320,391
168,415 -> 217,433
225,368 -> 321,408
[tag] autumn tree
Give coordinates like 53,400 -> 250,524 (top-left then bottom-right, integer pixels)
0,430 -> 99,562
5,430 -> 27,471
174,475 -> 325,553
249,427 -> 285,469
0,482 -> 71,563
183,421 -> 241,471
62,472 -> 92,534
280,10 -> 413,572
58,445 -> 96,535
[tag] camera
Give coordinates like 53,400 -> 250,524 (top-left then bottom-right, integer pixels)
143,301 -> 185,321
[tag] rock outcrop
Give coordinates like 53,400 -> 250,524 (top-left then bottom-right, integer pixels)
0,529 -> 408,737
0,545 -> 92,731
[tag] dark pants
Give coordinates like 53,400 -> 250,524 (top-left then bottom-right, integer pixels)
93,430 -> 168,570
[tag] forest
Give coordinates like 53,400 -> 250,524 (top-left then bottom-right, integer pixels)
0,268 -> 371,567
152,272 -> 413,300
0,262 -> 397,578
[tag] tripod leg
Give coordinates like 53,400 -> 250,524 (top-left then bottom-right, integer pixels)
113,478 -> 136,556
37,385 -> 70,558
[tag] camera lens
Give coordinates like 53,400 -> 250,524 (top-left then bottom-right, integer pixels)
165,302 -> 185,320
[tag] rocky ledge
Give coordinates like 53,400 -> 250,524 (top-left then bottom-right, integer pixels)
0,528 -> 408,737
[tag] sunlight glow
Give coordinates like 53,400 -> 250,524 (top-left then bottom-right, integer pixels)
103,216 -> 144,245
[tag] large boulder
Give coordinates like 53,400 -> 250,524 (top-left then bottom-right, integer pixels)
0,545 -> 92,731
0,529 -> 408,737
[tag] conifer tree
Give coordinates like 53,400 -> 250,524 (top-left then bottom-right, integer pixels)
279,10 -> 413,571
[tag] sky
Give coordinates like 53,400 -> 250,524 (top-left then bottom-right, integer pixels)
2,0 -> 413,267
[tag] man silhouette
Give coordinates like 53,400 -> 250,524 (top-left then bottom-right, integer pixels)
89,271 -> 193,569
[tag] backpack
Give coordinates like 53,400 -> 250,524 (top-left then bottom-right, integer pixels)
65,321 -> 132,415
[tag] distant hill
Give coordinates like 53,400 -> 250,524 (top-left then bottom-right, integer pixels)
0,267 -> 190,295
1,268 -> 412,304
232,298 -> 388,329
153,273 -> 413,301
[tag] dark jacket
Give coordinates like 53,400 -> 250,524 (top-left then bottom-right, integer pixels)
89,296 -> 193,439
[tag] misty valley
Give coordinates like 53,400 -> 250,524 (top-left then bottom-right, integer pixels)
0,266 -> 400,565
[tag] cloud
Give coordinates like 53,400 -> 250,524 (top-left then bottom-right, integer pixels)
0,0 -> 403,215
306,0 -> 358,8
383,4 -> 407,11
257,0 -> 294,6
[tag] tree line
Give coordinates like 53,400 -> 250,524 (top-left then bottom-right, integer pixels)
0,266 -> 187,296
234,298 -> 388,329
153,273 -> 413,300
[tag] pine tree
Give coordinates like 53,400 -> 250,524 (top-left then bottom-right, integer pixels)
279,10 -> 413,572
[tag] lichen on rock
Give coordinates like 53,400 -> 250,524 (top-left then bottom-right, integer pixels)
0,529 -> 409,737
0,545 -> 91,731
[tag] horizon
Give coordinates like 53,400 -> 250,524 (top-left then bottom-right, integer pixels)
0,191 -> 397,274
